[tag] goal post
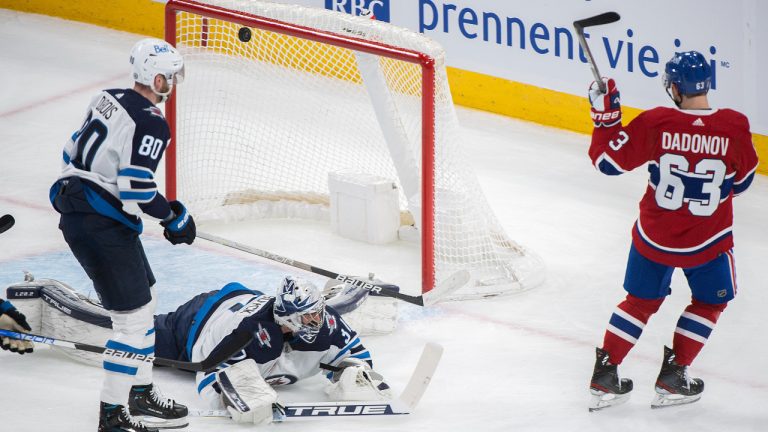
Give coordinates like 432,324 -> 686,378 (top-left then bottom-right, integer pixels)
163,0 -> 544,299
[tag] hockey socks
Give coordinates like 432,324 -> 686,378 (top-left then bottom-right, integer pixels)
672,299 -> 727,366
602,294 -> 664,364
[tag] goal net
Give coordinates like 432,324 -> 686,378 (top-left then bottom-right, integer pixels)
164,0 -> 544,299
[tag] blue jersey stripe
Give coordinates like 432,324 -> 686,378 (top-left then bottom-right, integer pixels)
197,373 -> 217,394
118,167 -> 154,179
120,190 -> 156,201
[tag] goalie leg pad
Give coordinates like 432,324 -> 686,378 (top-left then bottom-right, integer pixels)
325,358 -> 393,401
216,359 -> 278,425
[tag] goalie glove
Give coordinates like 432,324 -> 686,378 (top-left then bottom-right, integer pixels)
0,299 -> 34,354
325,357 -> 393,401
216,359 -> 278,425
588,78 -> 622,127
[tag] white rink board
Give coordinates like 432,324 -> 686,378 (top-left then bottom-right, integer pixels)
268,0 -> 767,135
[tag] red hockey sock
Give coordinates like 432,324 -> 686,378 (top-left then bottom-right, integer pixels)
602,294 -> 664,365
672,299 -> 727,366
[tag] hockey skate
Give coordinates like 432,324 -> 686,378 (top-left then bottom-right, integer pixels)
589,347 -> 633,412
129,384 -> 189,429
98,402 -> 158,432
651,346 -> 704,409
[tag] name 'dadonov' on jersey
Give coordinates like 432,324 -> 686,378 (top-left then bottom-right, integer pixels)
661,132 -> 729,156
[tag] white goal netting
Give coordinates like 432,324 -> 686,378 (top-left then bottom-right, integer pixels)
169,0 -> 544,299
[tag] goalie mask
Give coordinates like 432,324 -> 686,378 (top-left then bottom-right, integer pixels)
130,38 -> 185,103
273,276 -> 326,343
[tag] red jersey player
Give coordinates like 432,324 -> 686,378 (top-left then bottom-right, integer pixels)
586,51 -> 759,411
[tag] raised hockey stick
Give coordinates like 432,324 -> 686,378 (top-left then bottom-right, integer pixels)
0,328 -> 252,373
573,12 -> 621,93
197,231 -> 469,307
189,342 -> 443,421
0,214 -> 15,235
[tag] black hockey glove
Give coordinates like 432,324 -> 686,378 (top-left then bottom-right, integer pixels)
0,299 -> 34,354
161,200 -> 196,245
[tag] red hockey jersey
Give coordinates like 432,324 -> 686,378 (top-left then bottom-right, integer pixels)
589,107 -> 758,268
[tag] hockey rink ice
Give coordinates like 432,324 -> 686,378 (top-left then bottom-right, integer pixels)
1,10 -> 767,432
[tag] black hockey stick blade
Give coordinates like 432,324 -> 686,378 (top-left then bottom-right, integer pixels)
573,12 -> 620,30
0,214 -> 15,235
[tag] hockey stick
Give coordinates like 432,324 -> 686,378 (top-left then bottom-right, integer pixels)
197,231 -> 469,307
189,342 -> 443,421
0,328 -> 252,373
0,214 -> 15,235
573,12 -> 621,93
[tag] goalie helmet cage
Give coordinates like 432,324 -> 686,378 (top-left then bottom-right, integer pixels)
163,0 -> 544,299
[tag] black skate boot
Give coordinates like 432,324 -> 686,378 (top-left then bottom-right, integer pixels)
98,402 -> 158,432
128,383 -> 189,429
651,345 -> 704,408
589,347 -> 633,412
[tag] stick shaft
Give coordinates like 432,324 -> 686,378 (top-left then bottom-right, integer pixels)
197,231 -> 425,306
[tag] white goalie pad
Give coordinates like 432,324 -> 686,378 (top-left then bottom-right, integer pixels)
5,273 -> 112,366
217,359 -> 278,425
323,277 -> 397,335
325,357 -> 393,401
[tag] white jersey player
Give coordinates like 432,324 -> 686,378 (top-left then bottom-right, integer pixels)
50,38 -> 194,432
153,276 -> 392,424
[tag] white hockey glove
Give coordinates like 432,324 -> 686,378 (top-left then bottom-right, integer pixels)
325,357 -> 393,401
324,278 -> 397,335
216,359 -> 278,425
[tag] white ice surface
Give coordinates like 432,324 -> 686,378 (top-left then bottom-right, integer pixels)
1,10 -> 767,432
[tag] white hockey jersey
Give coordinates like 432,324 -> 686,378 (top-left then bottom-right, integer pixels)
153,282 -> 371,410
50,89 -> 173,231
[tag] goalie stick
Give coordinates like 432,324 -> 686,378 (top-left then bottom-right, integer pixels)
573,12 -> 621,93
0,214 -> 15,235
0,328 -> 252,373
197,231 -> 469,307
190,342 -> 443,422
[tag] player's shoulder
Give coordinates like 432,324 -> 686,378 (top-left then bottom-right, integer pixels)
714,108 -> 750,128
105,89 -> 168,130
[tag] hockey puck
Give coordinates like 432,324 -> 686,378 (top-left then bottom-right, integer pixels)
238,27 -> 252,42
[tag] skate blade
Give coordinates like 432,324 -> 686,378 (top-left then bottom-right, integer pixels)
651,392 -> 701,409
135,415 -> 189,429
589,390 -> 631,412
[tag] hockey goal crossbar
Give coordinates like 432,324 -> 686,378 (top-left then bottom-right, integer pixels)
164,0 -> 439,292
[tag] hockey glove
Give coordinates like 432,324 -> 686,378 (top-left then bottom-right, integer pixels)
161,200 -> 196,245
325,357 -> 392,401
0,299 -> 34,354
588,78 -> 622,127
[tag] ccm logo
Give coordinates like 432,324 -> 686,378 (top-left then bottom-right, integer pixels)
287,404 -> 391,416
591,111 -> 621,121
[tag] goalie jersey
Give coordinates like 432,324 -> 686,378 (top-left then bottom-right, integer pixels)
50,89 -> 173,232
153,282 -> 372,409
589,107 -> 759,268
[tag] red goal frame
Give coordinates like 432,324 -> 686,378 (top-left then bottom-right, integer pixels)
163,0 -> 438,293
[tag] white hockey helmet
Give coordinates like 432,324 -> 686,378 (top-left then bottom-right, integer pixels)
273,276 -> 326,343
129,38 -> 185,102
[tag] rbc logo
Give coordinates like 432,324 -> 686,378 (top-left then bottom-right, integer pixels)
325,0 -> 390,23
